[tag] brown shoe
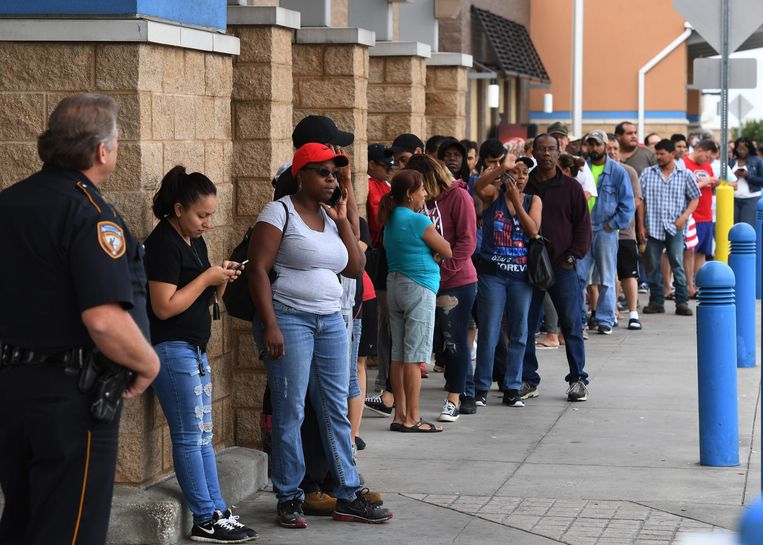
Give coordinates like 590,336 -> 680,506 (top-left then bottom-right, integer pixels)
302,491 -> 336,516
676,303 -> 693,316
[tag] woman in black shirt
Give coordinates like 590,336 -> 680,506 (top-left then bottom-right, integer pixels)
144,166 -> 256,543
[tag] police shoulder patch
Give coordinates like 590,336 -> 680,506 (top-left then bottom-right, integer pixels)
97,221 -> 126,259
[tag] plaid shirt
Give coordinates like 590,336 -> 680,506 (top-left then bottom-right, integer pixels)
640,163 -> 701,241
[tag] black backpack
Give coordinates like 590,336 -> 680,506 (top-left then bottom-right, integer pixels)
222,201 -> 289,321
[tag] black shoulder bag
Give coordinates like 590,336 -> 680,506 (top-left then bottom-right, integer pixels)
222,201 -> 289,321
523,194 -> 555,290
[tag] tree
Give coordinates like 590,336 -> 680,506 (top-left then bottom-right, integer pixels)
737,119 -> 763,143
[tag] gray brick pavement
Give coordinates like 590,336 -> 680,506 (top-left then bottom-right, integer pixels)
405,494 -> 733,545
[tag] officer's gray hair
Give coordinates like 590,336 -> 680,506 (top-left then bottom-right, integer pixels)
37,93 -> 118,171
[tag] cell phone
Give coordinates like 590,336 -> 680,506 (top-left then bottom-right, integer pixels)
228,259 -> 248,270
501,171 -> 516,184
327,186 -> 342,207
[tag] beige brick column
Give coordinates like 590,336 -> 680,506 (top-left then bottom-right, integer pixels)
226,5 -> 299,448
367,41 -> 430,146
293,27 -> 374,214
0,19 -> 238,485
425,52 -> 472,140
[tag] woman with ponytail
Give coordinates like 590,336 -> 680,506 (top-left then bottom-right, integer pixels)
381,169 -> 452,433
144,165 -> 257,543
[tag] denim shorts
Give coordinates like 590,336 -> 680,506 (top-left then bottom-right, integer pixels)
387,272 -> 436,363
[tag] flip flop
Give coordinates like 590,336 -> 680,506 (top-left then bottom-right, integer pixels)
389,422 -> 405,432
400,419 -> 443,433
535,341 -> 560,349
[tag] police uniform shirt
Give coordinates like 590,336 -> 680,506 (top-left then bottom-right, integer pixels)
143,219 -> 215,351
0,164 -> 148,352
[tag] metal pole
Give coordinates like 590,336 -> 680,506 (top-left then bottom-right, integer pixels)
571,0 -> 583,138
720,0 -> 729,183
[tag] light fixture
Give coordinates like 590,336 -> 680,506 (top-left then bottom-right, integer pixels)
488,81 -> 500,109
543,93 -> 553,114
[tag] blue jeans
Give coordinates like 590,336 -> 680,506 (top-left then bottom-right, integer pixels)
152,341 -> 225,524
645,233 -> 688,305
590,229 -> 619,327
523,266 -> 588,386
254,301 -> 360,503
437,282 -> 477,395
473,274 -> 532,393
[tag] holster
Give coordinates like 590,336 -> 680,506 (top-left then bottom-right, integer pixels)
78,351 -> 134,423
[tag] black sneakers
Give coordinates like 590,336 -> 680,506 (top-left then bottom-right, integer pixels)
475,390 -> 488,407
333,489 -> 393,524
364,392 -> 393,416
190,510 -> 254,543
277,498 -> 307,529
459,395 -> 477,414
221,509 -> 257,540
502,389 -> 525,407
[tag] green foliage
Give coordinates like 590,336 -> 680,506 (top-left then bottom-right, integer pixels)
738,119 -> 763,143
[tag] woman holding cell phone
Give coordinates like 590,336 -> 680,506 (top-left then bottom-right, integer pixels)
144,165 -> 257,543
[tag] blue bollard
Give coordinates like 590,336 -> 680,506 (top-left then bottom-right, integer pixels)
729,223 -> 757,368
695,261 -> 739,467
756,198 -> 763,299
739,496 -> 763,545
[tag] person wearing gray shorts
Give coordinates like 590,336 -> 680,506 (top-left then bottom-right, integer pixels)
377,170 -> 452,433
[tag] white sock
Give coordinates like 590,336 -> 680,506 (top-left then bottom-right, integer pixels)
629,310 -> 639,320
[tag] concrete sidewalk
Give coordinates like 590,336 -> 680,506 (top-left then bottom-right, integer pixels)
186,294 -> 761,545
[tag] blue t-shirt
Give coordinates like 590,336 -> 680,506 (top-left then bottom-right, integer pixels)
479,192 -> 532,280
384,206 -> 440,293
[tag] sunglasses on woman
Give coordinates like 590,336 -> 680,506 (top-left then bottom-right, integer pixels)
303,167 -> 339,178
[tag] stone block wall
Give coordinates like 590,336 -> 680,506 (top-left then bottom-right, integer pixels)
0,41 -> 235,485
425,65 -> 468,140
293,42 -> 370,213
367,55 -> 426,145
227,22 -> 294,448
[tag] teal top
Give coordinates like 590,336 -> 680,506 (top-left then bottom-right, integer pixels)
384,206 -> 440,293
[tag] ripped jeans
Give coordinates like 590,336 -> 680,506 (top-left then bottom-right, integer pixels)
436,283 -> 477,395
153,341 -> 226,524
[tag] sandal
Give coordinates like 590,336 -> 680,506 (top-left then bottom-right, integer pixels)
389,422 -> 405,432
535,341 -> 560,349
400,419 -> 443,433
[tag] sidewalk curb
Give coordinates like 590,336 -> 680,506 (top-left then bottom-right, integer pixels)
106,447 -> 268,545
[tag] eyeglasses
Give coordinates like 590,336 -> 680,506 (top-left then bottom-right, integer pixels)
536,146 -> 559,154
303,167 -> 339,178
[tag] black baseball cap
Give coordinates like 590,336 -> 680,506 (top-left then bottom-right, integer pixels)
516,156 -> 535,169
292,115 -> 354,149
368,143 -> 395,166
390,133 -> 424,154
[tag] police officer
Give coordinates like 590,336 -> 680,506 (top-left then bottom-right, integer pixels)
0,93 -> 160,545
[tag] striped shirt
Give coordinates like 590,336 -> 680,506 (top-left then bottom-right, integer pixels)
640,163 -> 701,241
684,216 -> 698,249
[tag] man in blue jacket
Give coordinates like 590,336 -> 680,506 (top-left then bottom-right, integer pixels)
582,130 -> 635,335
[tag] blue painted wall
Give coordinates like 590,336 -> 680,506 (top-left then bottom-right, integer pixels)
0,0 -> 226,30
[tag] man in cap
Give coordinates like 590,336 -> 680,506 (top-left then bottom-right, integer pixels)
580,130 -> 634,335
273,115 -> 355,199
389,133 -> 424,170
367,143 -> 394,247
548,121 -> 597,199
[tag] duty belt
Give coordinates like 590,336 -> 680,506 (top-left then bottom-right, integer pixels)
0,341 -> 89,371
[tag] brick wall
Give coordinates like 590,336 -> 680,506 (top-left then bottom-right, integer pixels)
227,22 -> 294,448
368,55 -> 427,145
0,41 -> 235,485
293,41 -> 370,213
425,65 -> 468,140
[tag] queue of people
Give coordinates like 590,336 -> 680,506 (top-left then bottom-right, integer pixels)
0,92 -> 734,545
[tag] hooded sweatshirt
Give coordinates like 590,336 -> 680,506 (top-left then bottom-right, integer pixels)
423,179 -> 477,291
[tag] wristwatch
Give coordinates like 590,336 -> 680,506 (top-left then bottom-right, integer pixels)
565,255 -> 576,265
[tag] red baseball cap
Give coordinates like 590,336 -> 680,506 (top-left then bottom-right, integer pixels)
291,143 -> 350,176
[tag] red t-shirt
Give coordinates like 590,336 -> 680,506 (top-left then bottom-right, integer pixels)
367,177 -> 390,247
361,271 -> 375,302
683,157 -> 715,223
